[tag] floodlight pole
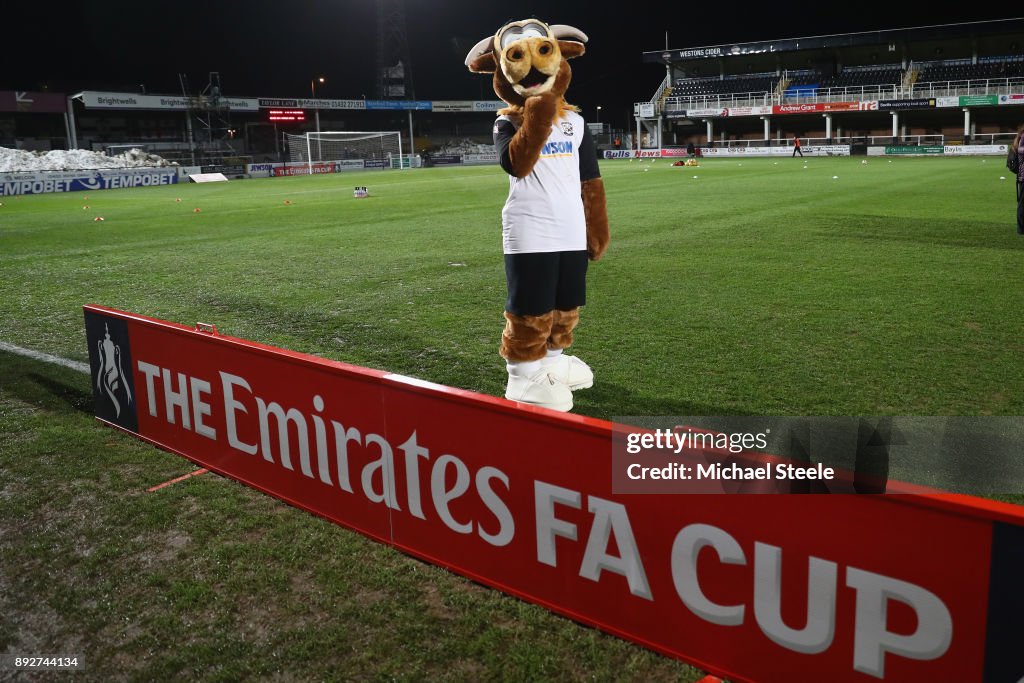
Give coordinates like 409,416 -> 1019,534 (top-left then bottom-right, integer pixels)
312,77 -> 324,162
407,110 -> 414,169
66,95 -> 80,150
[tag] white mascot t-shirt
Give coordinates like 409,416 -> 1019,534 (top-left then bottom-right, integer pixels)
497,111 -> 587,254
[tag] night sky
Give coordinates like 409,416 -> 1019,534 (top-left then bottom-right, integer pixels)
4,2 -> 1014,129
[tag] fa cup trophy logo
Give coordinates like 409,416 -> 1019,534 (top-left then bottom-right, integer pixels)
96,323 -> 132,417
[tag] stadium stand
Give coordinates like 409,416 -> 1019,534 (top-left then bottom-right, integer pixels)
916,56 -> 1024,83
639,18 -> 1024,150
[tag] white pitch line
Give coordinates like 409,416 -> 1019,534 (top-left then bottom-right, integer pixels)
0,341 -> 90,374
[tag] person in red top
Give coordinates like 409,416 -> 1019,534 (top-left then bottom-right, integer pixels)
792,135 -> 803,157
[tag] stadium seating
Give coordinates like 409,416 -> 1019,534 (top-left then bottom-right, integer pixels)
675,65 -> 906,100
820,66 -> 903,88
672,74 -> 778,97
785,66 -> 902,93
916,57 -> 1024,83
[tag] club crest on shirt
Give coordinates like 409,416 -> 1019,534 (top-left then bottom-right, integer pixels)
560,121 -> 574,136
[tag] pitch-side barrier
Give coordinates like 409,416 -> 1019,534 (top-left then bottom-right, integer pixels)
84,304 -> 1023,683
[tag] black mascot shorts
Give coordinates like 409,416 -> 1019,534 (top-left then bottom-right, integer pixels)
504,250 -> 588,317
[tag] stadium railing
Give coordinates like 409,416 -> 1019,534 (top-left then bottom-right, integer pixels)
972,132 -> 1017,145
909,77 -> 1024,98
656,76 -> 1024,116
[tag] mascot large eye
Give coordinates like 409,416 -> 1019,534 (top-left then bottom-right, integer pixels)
519,23 -> 547,39
498,21 -> 551,48
500,28 -> 523,48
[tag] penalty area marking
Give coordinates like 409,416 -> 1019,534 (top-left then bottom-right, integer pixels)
0,340 -> 90,374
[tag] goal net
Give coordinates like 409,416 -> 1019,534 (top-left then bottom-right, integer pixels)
285,131 -> 404,173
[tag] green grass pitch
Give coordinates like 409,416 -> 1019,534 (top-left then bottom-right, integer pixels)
0,156 -> 1021,679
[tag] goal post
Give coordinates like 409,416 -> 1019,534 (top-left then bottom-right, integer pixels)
284,131 -> 404,173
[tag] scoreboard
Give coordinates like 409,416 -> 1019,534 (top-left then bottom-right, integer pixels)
267,109 -> 306,123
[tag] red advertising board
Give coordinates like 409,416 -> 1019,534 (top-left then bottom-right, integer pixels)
774,103 -> 824,115
84,305 -> 1024,683
822,101 -> 879,112
774,101 -> 878,115
270,162 -> 337,176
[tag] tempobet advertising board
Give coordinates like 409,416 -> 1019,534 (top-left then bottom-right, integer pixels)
0,168 -> 178,196
84,305 -> 1024,683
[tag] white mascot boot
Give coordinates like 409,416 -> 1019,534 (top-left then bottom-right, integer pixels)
505,360 -> 573,412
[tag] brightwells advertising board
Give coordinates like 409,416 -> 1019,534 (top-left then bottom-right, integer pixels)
84,304 -> 1024,683
0,168 -> 178,196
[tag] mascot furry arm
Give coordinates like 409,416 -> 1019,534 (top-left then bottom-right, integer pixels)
465,21 -> 609,260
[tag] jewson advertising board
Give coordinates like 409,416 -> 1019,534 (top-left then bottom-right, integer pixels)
84,304 -> 1024,683
0,168 -> 178,196
246,163 -> 276,179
